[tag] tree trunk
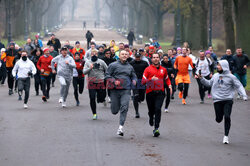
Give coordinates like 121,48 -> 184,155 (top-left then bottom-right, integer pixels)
223,0 -> 235,53
200,0 -> 208,49
234,0 -> 250,56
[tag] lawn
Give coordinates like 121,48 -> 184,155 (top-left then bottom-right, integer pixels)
246,68 -> 250,91
1,39 -> 26,48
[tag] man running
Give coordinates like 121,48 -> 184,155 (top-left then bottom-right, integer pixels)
6,42 -> 18,95
105,50 -> 137,136
142,53 -> 172,137
51,46 -> 76,107
198,60 -> 247,144
86,30 -> 94,49
72,52 -> 85,106
12,50 -> 37,109
194,50 -> 213,104
47,34 -> 61,53
83,49 -> 107,120
36,48 -> 53,102
130,53 -> 148,118
71,41 -> 85,60
174,47 -> 194,104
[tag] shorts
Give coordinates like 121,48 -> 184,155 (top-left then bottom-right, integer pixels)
175,74 -> 191,85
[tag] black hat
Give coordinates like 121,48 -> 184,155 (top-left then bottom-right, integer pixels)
61,46 -> 68,51
98,45 -> 104,49
135,53 -> 141,58
9,42 -> 15,46
139,48 -> 144,52
75,41 -> 80,45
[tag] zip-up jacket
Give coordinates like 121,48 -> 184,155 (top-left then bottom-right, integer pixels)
142,65 -> 171,94
51,54 -> 76,81
37,55 -> 53,74
12,58 -> 37,78
6,48 -> 18,68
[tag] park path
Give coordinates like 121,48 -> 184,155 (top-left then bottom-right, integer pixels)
43,20 -> 140,49
0,21 -> 250,166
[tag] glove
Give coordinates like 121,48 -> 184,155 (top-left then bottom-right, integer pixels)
28,71 -> 33,77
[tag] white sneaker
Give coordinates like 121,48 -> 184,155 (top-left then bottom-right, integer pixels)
164,108 -> 169,113
117,125 -> 124,136
108,97 -> 111,103
24,104 -> 28,109
62,102 -> 66,108
223,136 -> 229,144
59,97 -> 63,103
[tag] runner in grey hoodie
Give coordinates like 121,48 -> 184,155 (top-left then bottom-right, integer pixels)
83,49 -> 108,120
199,59 -> 247,144
105,50 -> 137,136
51,46 -> 76,107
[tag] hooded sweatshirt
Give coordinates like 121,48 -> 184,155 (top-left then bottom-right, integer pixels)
83,58 -> 107,83
200,60 -> 247,103
51,54 -> 76,81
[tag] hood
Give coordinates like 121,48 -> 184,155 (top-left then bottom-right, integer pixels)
218,60 -> 230,74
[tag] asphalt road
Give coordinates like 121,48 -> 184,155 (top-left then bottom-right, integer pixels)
0,22 -> 249,166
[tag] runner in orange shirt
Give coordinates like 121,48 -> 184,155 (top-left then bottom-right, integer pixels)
174,47 -> 194,104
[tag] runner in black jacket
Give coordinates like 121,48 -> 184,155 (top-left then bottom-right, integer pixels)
130,53 -> 148,118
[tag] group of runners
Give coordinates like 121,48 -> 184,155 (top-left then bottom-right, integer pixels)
0,31 -> 249,144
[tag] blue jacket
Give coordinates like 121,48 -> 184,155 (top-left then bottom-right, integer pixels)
38,39 -> 43,48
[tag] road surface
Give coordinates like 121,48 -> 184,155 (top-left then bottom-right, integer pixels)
0,21 -> 249,166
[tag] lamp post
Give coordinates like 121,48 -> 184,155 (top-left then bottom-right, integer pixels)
176,0 -> 181,47
208,0 -> 213,47
24,0 -> 28,40
7,0 -> 11,43
154,5 -> 158,39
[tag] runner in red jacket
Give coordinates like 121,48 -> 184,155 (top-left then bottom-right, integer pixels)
142,53 -> 172,137
36,48 -> 53,102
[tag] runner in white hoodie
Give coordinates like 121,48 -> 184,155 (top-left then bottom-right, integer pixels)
198,60 -> 247,144
12,50 -> 37,109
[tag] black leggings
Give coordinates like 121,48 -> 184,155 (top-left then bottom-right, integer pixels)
165,86 -> 171,109
133,89 -> 146,113
41,75 -> 51,98
0,63 -> 7,84
146,91 -> 165,129
178,83 -> 189,99
34,73 -> 42,93
73,77 -> 84,102
88,83 -> 106,114
51,73 -> 56,84
214,100 -> 233,136
7,67 -> 14,90
196,75 -> 211,100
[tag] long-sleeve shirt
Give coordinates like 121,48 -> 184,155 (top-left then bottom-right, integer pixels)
51,54 -> 76,81
36,55 -> 53,74
174,55 -> 194,75
12,58 -> 36,78
200,60 -> 247,102
142,65 -> 171,94
105,60 -> 137,90
83,58 -> 107,83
